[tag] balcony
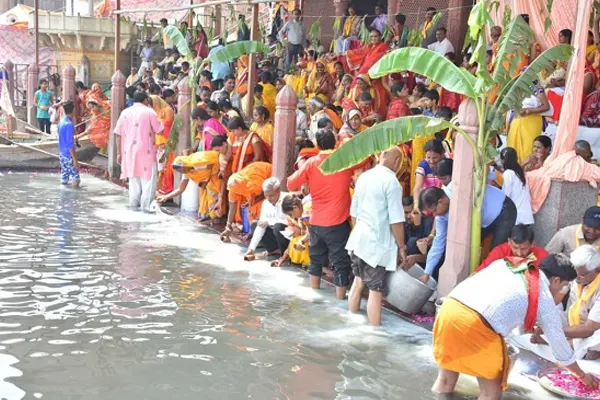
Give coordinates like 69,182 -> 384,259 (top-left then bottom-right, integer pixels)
28,13 -> 138,51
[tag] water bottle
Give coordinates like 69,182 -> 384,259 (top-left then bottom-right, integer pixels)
241,205 -> 250,234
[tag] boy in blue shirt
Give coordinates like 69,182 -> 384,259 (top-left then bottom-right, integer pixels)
57,101 -> 80,187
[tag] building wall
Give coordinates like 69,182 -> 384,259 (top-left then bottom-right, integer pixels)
1,0 -> 64,13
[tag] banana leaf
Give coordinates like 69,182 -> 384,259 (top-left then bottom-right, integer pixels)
491,15 -> 534,87
487,44 -> 573,131
163,113 -> 184,160
142,17 -> 148,39
333,16 -> 343,37
207,40 -> 269,63
162,25 -> 191,57
382,24 -> 393,43
502,6 -> 512,28
407,28 -> 423,47
319,116 -> 463,175
359,17 -> 369,44
308,18 -> 321,49
368,47 -> 478,98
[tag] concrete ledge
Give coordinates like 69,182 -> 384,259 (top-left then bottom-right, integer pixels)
533,179 -> 597,246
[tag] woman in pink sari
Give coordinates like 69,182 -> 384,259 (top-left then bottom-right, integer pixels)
192,107 -> 227,152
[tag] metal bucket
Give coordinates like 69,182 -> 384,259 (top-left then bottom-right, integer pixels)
385,267 -> 435,315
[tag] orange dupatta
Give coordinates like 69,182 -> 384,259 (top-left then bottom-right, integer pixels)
346,42 -> 389,75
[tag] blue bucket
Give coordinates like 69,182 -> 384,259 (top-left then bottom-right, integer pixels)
241,205 -> 251,234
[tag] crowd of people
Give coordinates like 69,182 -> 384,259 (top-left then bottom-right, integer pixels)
49,5 -> 600,398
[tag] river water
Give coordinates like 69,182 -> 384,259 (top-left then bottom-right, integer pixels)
0,172 -> 560,399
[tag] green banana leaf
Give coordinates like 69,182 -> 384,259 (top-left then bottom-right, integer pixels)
382,24 -> 393,43
545,0 -> 554,31
407,28 -> 423,47
502,5 -> 512,28
163,113 -> 184,161
487,44 -> 573,131
162,25 -> 191,57
319,116 -> 462,175
368,47 -> 478,98
333,16 -> 343,37
359,17 -> 369,44
207,40 -> 269,63
491,15 -> 534,87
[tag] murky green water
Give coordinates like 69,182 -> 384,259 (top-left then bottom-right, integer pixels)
0,172 -> 559,399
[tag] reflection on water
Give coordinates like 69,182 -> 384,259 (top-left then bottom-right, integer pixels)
0,172 -> 559,399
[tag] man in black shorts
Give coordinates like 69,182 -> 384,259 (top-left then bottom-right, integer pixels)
346,147 -> 407,325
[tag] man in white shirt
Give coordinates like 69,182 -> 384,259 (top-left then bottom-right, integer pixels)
244,177 -> 289,261
347,147 -> 407,325
427,27 -> 455,56
433,254 -> 595,398
210,75 -> 242,111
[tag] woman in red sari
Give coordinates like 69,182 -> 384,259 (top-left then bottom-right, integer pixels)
77,83 -> 111,149
346,28 -> 390,118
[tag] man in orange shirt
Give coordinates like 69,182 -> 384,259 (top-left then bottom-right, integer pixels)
287,129 -> 355,300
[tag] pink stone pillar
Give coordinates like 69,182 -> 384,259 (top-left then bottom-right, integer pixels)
3,60 -> 15,106
109,70 -> 126,179
334,0 -> 350,17
3,60 -> 15,136
437,98 -> 478,297
26,63 -> 39,125
175,77 -> 191,185
273,85 -> 297,190
62,64 -> 76,103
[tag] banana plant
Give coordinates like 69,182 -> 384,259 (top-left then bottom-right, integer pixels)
308,18 -> 321,50
162,25 -> 191,57
319,1 -> 572,272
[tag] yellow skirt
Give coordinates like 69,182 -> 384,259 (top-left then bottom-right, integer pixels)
198,187 -> 222,219
506,114 -> 543,164
433,297 -> 509,390
288,236 -> 310,266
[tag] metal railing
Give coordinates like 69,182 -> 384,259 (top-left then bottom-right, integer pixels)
0,63 -> 59,109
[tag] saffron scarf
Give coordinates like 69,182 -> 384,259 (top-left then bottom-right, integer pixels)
504,256 -> 540,333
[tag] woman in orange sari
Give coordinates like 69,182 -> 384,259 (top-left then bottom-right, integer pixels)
236,55 -> 250,97
304,59 -> 335,104
220,161 -> 273,243
151,88 -> 177,194
227,117 -> 269,174
77,83 -> 111,149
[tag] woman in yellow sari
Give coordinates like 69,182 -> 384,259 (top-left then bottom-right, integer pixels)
341,74 -> 378,112
334,6 -> 361,54
304,59 -> 335,104
153,89 -> 177,194
157,151 -> 224,221
249,106 -> 274,152
260,71 -> 278,122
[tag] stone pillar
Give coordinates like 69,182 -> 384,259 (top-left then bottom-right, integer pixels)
109,71 -> 126,179
3,60 -> 14,106
438,99 -> 478,297
447,0 -> 472,59
214,6 -> 222,37
3,60 -> 15,135
79,55 -> 90,87
26,63 -> 39,126
62,64 -> 76,103
334,0 -> 350,16
245,4 -> 259,118
273,85 -> 297,189
177,77 -> 193,209
87,0 -> 94,16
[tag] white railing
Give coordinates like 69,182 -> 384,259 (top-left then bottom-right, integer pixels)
27,13 -> 138,36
